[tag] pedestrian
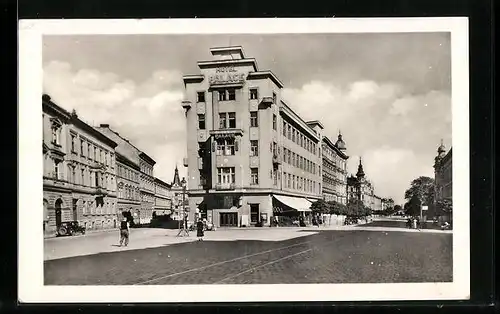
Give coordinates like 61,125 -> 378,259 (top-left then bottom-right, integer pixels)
196,218 -> 205,241
119,214 -> 130,247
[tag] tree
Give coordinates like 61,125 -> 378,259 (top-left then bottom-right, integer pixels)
405,194 -> 422,217
393,204 -> 403,214
310,199 -> 330,215
436,199 -> 453,217
404,176 -> 435,208
346,199 -> 366,218
328,200 -> 348,216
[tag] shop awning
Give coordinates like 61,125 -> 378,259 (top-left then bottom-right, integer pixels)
273,195 -> 312,212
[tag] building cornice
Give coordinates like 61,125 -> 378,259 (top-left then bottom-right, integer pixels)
116,152 -> 140,171
246,71 -> 284,89
139,152 -> 156,166
279,102 -> 320,142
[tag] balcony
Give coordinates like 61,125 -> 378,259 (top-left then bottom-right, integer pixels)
258,96 -> 273,109
272,153 -> 281,165
215,183 -> 236,191
209,129 -> 244,139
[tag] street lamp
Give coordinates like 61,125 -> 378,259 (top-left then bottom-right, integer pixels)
176,177 -> 189,237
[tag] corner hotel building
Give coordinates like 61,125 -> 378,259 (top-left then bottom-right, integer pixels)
182,46 -> 330,227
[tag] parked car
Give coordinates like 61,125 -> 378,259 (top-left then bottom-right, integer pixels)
57,221 -> 86,237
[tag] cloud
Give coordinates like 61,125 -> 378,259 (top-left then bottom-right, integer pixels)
43,60 -> 186,183
283,80 -> 451,204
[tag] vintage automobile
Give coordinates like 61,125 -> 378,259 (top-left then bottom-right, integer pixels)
57,221 -> 86,236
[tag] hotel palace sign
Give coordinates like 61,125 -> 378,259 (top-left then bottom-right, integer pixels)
208,66 -> 246,85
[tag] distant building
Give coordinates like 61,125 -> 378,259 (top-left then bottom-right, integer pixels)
43,95 -> 118,236
372,195 -> 383,213
115,152 -> 141,217
170,165 -> 187,220
181,46 -> 322,228
346,157 -> 375,209
320,132 -> 349,204
433,140 -> 452,220
154,177 -> 172,216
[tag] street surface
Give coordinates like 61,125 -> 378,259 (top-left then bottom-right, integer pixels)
44,219 -> 452,285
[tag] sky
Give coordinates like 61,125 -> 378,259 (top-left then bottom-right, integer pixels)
42,33 -> 452,205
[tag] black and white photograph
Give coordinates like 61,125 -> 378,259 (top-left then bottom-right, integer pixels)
19,18 -> 469,303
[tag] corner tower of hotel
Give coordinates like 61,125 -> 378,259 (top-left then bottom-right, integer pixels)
181,46 -> 323,227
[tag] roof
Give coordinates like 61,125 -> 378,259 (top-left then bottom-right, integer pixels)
154,177 -> 172,188
306,120 -> 325,130
42,94 -> 118,149
115,152 -> 140,171
139,152 -> 156,165
280,100 -> 320,141
322,136 -> 349,160
246,70 -> 284,89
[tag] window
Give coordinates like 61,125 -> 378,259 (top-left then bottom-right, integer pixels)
72,167 -> 76,184
250,140 -> 259,156
228,89 -> 236,101
272,141 -> 277,156
88,145 -> 92,160
80,140 -> 85,157
272,92 -> 277,104
250,112 -> 258,127
216,138 -> 236,156
81,168 -> 85,186
198,114 -> 206,129
218,90 -> 227,101
71,135 -> 76,152
292,175 -> 296,189
287,125 -> 291,139
287,150 -> 291,164
250,168 -> 259,185
272,114 -> 277,130
217,167 -> 235,184
228,112 -> 236,128
283,122 -> 287,136
219,113 -> 227,129
250,88 -> 258,100
197,91 -> 205,102
292,128 -> 296,142
93,146 -> 97,161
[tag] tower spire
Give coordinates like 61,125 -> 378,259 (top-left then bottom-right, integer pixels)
356,156 -> 365,178
172,164 -> 181,187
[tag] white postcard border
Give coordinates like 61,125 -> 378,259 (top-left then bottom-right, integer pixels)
18,17 -> 470,303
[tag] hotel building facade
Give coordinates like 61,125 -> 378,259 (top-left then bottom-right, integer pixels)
321,133 -> 349,204
181,46 -> 323,227
43,95 -> 118,236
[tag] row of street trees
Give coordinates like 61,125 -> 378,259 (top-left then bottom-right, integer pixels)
310,199 -> 372,219
403,176 -> 452,219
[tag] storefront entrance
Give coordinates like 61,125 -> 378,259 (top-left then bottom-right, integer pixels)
220,212 -> 238,227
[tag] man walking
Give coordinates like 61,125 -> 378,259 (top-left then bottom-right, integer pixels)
119,213 -> 130,247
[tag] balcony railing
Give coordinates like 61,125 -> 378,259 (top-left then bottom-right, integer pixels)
215,183 -> 236,191
272,153 -> 281,165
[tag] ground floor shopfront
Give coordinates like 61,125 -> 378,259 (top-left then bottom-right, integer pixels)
43,188 -> 118,237
187,191 -> 320,228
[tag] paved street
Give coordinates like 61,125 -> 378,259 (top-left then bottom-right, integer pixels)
44,220 -> 452,285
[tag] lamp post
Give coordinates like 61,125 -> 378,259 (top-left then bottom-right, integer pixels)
177,177 -> 189,237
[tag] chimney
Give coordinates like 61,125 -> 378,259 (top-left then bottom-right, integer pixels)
100,124 -> 110,128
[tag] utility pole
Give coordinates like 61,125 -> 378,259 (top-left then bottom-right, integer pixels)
176,177 -> 189,237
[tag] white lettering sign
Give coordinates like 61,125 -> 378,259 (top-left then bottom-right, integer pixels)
209,66 -> 246,85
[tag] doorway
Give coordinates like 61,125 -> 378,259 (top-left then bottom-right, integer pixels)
220,212 -> 238,227
55,198 -> 63,228
250,204 -> 260,225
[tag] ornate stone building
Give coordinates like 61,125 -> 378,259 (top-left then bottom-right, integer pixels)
154,177 -> 172,216
95,124 -> 156,225
433,140 -> 452,221
43,95 -> 118,236
321,132 -> 349,204
346,158 -> 375,210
